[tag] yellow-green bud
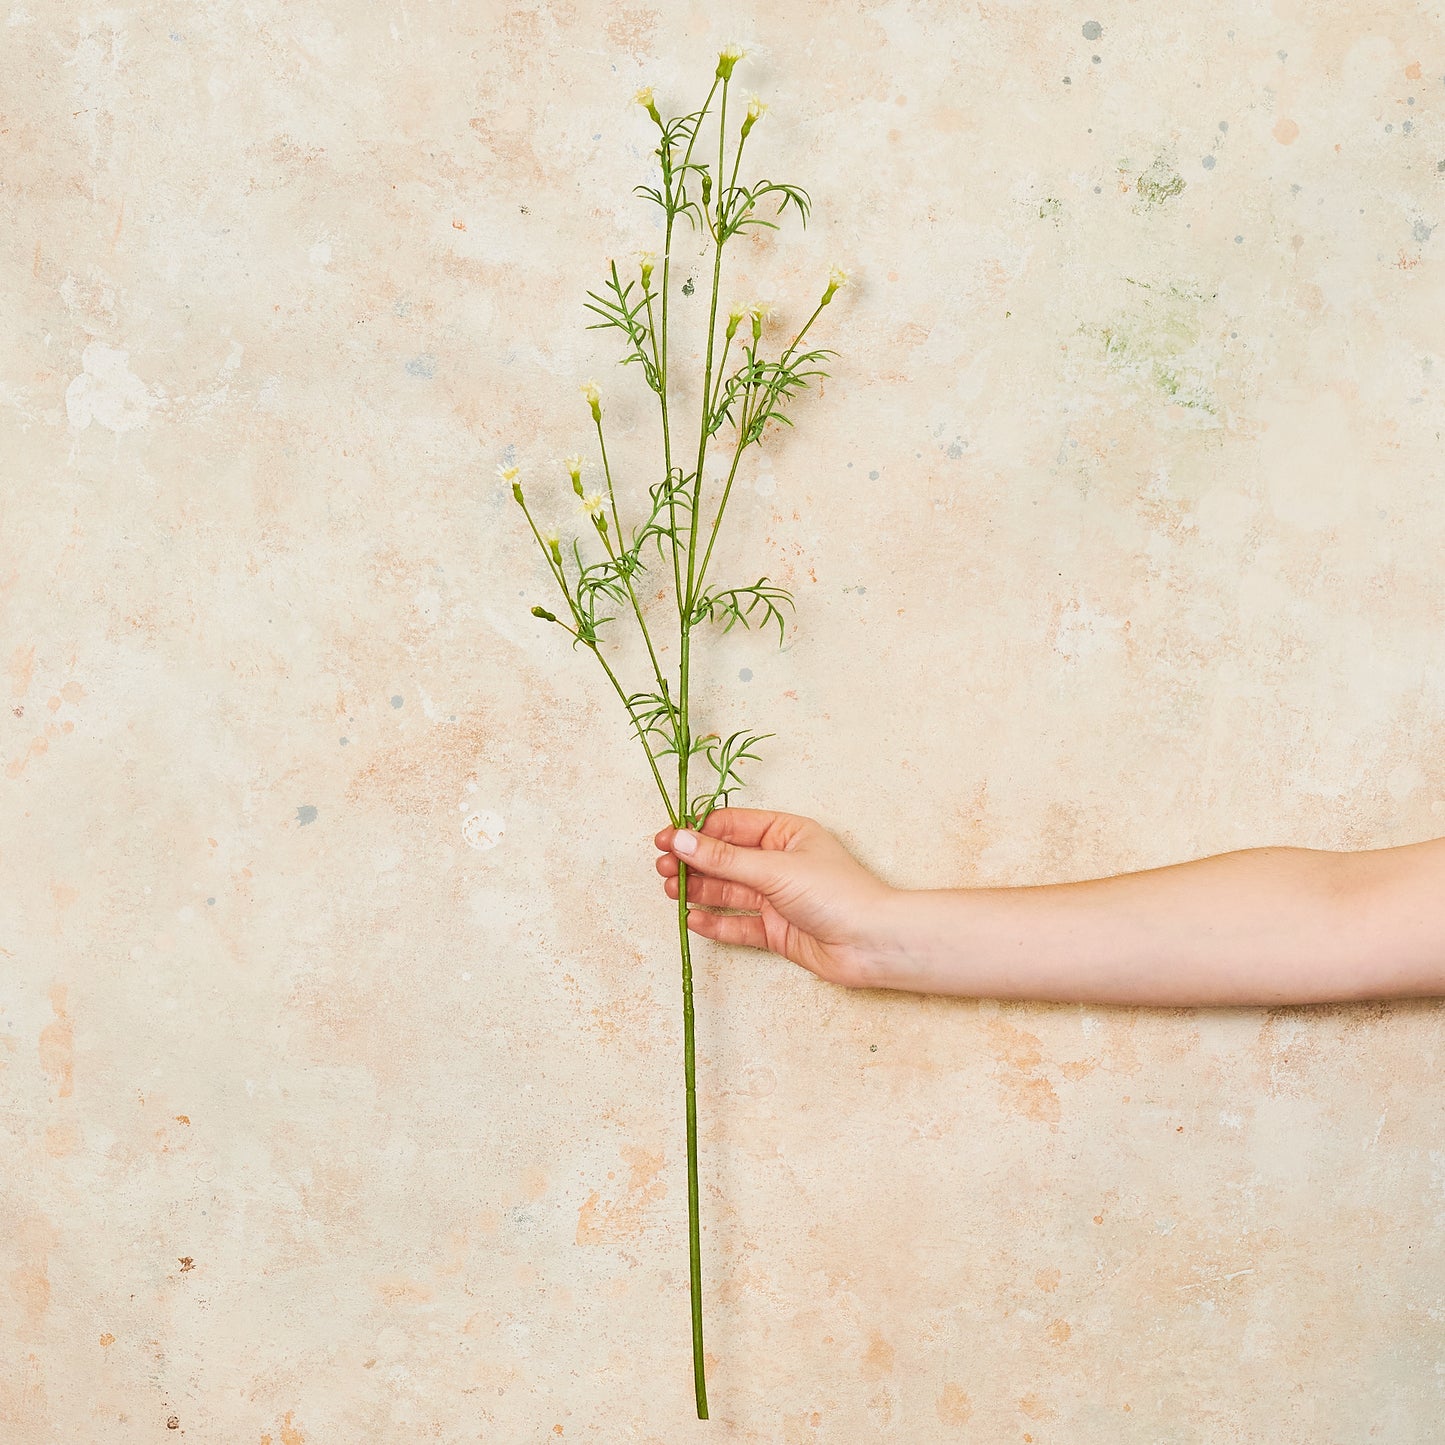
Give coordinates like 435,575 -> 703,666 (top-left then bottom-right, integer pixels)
700,171 -> 712,207
580,379 -> 602,421
531,605 -> 557,622
572,474 -> 585,497
740,93 -> 767,140
716,45 -> 745,81
548,538 -> 562,565
512,481 -> 524,505
634,85 -> 661,126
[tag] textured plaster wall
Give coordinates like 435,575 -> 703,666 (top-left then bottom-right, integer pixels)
4,1 -> 1445,1440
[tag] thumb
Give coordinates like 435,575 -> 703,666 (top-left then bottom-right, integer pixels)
670,827 -> 783,894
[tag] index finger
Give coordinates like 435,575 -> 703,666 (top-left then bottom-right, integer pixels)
653,807 -> 801,854
697,806 -> 796,848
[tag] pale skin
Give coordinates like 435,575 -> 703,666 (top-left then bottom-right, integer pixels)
653,808 -> 1445,1005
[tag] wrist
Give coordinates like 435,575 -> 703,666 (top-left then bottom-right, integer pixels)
854,886 -> 953,994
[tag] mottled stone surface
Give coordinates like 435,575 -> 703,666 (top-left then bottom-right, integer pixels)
4,3 -> 1445,1439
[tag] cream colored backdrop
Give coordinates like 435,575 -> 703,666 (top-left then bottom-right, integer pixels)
5,2 -> 1445,1440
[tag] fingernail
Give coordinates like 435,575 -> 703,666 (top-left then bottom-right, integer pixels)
673,829 -> 698,855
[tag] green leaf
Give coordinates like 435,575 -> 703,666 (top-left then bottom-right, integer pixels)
582,260 -> 661,393
688,729 -> 774,822
689,578 -> 795,645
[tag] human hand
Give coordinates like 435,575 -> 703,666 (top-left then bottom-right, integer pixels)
653,807 -> 901,989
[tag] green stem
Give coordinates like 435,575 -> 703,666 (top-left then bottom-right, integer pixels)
694,374 -> 760,594
517,497 -> 679,824
678,870 -> 705,1419
674,75 -> 733,1426
707,329 -> 735,429
658,78 -> 721,617
592,416 -> 679,739
695,299 -> 830,595
684,77 -> 731,616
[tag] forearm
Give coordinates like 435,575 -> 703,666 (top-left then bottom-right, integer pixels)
867,845 -> 1403,1006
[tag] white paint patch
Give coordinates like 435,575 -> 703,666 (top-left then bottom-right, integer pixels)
309,240 -> 333,268
753,462 -> 776,496
1365,1110 -> 1387,1150
462,810 -> 505,850
1053,598 -> 1125,664
65,341 -> 159,433
413,586 -> 442,626
1387,762 -> 1424,802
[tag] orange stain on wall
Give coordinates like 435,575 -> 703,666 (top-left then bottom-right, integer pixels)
38,986 -> 73,1098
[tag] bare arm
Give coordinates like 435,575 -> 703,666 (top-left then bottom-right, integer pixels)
654,810 -> 1445,1005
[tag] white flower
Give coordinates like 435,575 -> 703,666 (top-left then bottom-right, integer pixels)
563,453 -> 583,478
579,491 -> 607,517
716,43 -> 746,79
745,94 -> 768,123
540,527 -> 560,547
829,265 -> 849,291
634,85 -> 655,109
580,379 -> 601,406
636,249 -> 657,275
496,463 -> 521,483
749,301 -> 776,326
727,301 -> 748,324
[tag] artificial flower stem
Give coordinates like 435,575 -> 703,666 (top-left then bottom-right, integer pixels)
695,298 -> 831,592
678,870 -> 707,1419
518,497 -> 679,822
591,414 -> 676,727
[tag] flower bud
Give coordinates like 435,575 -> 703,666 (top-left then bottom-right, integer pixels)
512,481 -> 524,505
716,44 -> 745,81
749,301 -> 774,343
531,605 -> 557,622
700,171 -> 712,207
740,93 -> 767,139
580,379 -> 602,422
634,85 -> 661,126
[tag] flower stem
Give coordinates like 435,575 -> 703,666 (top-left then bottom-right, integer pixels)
517,496 -> 679,823
677,865 -> 707,1420
658,78 -> 721,616
592,414 -> 680,738
695,298 -> 830,594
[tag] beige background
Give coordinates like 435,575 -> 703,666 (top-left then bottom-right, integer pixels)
5,1 -> 1445,1439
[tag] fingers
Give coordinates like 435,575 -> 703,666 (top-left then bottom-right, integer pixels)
667,824 -> 786,893
663,873 -> 765,912
684,908 -> 768,950
653,807 -> 810,854
699,807 -> 801,848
